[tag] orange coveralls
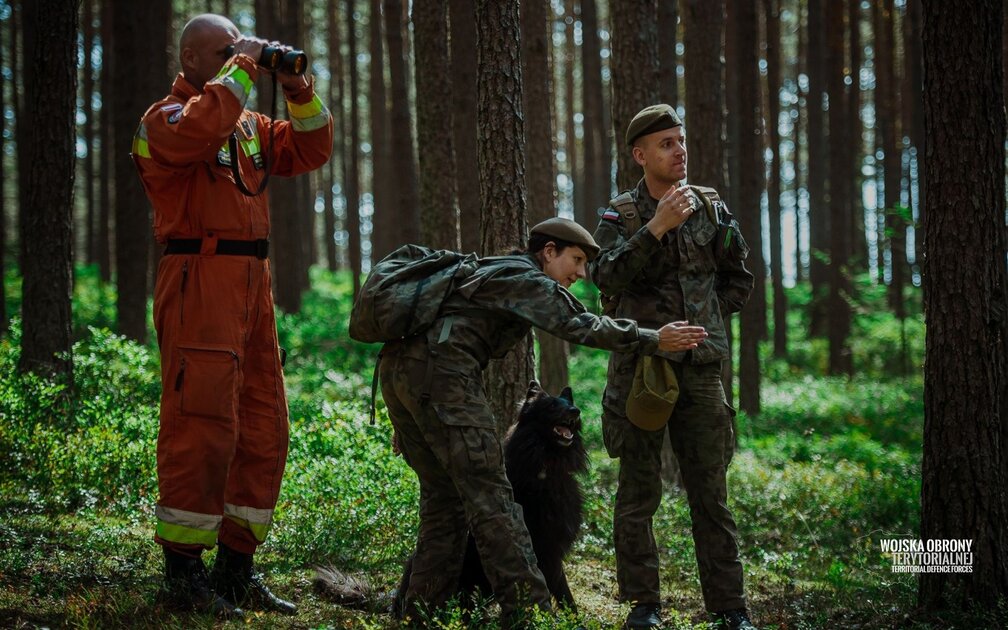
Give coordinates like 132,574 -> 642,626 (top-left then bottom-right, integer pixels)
132,54 -> 332,556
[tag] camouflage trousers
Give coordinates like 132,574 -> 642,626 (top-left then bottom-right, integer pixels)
379,343 -> 552,623
601,353 -> 746,613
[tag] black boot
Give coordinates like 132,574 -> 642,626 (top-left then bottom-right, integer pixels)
623,602 -> 662,629
157,547 -> 244,619
711,608 -> 757,630
210,543 -> 297,615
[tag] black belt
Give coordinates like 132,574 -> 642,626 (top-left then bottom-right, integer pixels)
164,238 -> 270,259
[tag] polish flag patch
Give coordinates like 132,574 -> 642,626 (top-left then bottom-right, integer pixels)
601,209 -> 620,222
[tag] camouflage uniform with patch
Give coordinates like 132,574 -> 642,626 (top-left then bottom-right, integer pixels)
381,253 -> 662,624
589,178 -> 754,613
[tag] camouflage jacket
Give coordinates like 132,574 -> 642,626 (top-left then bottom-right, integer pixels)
589,179 -> 753,365
396,254 -> 661,373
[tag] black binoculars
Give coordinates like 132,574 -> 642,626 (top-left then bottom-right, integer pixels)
225,44 -> 308,75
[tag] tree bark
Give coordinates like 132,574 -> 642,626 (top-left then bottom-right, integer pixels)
682,0 -> 730,399
920,0 -> 1008,608
580,0 -> 609,219
325,0 -> 343,271
877,0 -> 905,319
564,0 -> 583,232
476,0 -> 534,435
18,0 -> 78,377
794,0 -> 806,284
112,0 -> 169,342
806,0 -> 829,337
904,0 -> 925,272
414,0 -> 459,251
609,0 -> 658,193
449,0 -> 480,254
763,0 -> 786,358
848,0 -> 867,272
368,0 -> 394,260
347,0 -> 363,297
258,0 -> 308,314
657,0 -> 678,109
97,0 -> 113,282
521,0 -> 568,395
736,0 -> 762,415
826,0 -> 852,376
0,0 -> 8,330
82,0 -> 96,267
385,0 -> 420,246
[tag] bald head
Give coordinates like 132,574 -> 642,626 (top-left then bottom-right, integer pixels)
179,14 -> 239,89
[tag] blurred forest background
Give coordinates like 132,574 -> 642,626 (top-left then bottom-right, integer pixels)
1,0 -> 1006,628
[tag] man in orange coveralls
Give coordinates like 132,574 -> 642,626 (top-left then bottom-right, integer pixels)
132,13 -> 332,618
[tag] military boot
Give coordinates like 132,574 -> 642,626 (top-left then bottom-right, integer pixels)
623,602 -> 662,629
711,608 -> 757,630
210,543 -> 297,615
157,547 -> 244,619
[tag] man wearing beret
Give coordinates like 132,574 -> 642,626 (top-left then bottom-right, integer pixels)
589,104 -> 756,629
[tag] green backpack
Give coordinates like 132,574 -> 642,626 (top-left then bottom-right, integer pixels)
349,244 -> 479,344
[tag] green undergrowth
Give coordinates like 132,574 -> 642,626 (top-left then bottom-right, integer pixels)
1,268 -> 1002,628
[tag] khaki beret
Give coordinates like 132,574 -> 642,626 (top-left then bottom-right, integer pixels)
530,217 -> 601,261
625,103 -> 683,146
625,355 -> 679,431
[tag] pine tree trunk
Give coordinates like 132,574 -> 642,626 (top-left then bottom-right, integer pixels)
449,0 -> 480,254
736,0 -> 762,415
794,0 -> 806,284
876,0 -> 904,322
112,0 -> 169,342
905,0 -> 925,272
260,0 -> 308,314
826,0 -> 852,376
414,0 -> 459,251
476,0 -> 534,435
682,0 -> 730,400
564,0 -> 583,231
806,0 -> 829,337
521,0 -> 568,395
848,0 -> 867,271
82,0 -> 96,267
325,0 -> 342,272
609,0 -> 658,193
580,0 -> 608,209
0,1 -> 8,330
18,0 -> 77,377
763,0 -> 786,359
369,0 -> 394,260
920,0 -> 1008,608
657,0 -> 678,109
347,0 -> 363,297
97,0 -> 113,283
385,0 -> 420,246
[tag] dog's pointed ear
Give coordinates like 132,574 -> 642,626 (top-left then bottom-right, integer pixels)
525,380 -> 544,403
560,386 -> 574,404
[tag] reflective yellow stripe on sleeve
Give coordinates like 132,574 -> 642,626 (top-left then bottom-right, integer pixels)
287,94 -> 330,132
132,123 -> 151,159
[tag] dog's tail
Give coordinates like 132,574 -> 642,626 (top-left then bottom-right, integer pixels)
313,565 -> 393,612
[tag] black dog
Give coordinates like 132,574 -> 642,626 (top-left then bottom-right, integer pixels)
393,380 -> 588,615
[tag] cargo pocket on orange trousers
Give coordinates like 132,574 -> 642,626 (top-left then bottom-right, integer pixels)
175,343 -> 239,419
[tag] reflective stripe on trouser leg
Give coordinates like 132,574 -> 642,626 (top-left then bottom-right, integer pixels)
155,505 -> 222,547
219,263 -> 290,554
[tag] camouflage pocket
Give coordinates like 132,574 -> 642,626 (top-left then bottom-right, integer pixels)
447,425 -> 504,475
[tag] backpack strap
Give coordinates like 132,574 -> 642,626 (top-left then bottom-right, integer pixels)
607,191 -> 642,236
688,185 -> 721,226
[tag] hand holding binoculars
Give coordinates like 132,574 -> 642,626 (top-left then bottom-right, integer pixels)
225,41 -> 308,76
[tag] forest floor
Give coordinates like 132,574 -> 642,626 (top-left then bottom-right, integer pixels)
1,268 -> 1004,629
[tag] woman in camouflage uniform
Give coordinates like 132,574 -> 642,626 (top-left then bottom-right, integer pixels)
381,217 -> 706,627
